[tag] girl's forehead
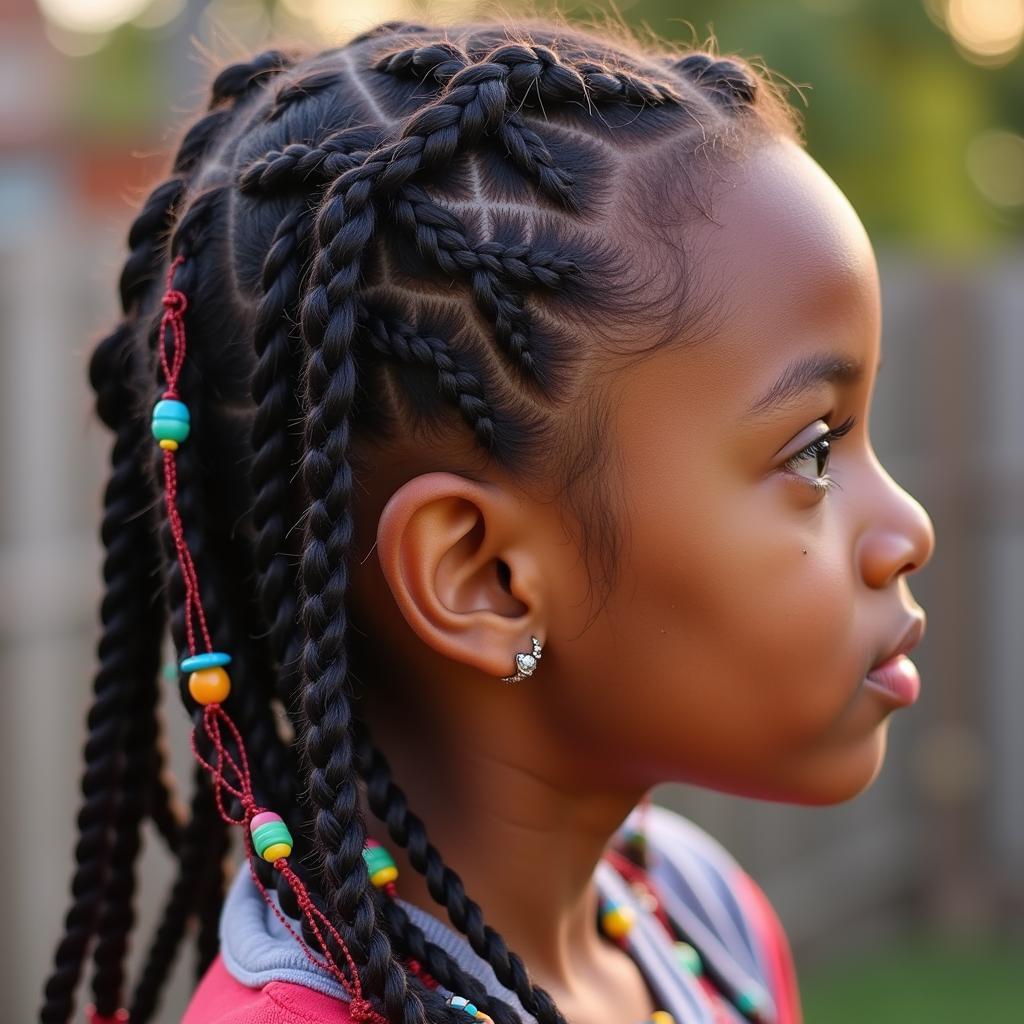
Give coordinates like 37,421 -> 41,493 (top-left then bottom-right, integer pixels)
612,139 -> 881,431
703,137 -> 881,343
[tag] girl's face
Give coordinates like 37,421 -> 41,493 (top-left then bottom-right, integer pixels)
540,137 -> 936,805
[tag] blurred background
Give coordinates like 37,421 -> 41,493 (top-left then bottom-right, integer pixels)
2,0 -> 1021,1020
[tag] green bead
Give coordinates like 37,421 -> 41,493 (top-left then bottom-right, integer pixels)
252,821 -> 292,857
674,941 -> 702,974
736,990 -> 760,1014
363,843 -> 396,878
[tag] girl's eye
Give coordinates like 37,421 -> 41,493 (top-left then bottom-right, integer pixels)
782,415 -> 857,495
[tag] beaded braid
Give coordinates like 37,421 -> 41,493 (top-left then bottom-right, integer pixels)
148,247 -> 399,1024
39,171 -> 184,1024
41,50 -> 298,1024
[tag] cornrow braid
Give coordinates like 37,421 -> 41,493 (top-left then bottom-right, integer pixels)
668,53 -> 759,110
358,303 -> 498,451
236,126 -> 385,194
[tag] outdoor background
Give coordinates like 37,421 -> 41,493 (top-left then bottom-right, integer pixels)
2,0 -> 1022,1020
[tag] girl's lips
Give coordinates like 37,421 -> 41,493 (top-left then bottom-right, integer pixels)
864,653 -> 921,707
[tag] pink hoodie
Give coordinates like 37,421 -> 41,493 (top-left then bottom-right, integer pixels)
183,806 -> 802,1024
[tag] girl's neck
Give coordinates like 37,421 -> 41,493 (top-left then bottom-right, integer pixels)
357,691 -> 654,1017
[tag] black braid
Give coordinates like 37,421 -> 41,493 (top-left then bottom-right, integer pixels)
376,896 -> 523,1024
39,165 -> 185,1024
196,805 -> 233,979
41,48 -> 302,1023
146,720 -> 183,853
236,126 -> 385,194
376,39 -> 681,107
298,163 -> 437,1024
88,621 -> 164,1018
211,48 -> 295,105
250,202 -> 316,722
358,303 -> 498,451
669,53 -> 759,110
353,725 -> 565,1024
128,767 -> 223,1023
39,353 -> 166,1024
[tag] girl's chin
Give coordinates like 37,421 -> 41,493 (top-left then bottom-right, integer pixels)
774,727 -> 891,806
661,726 -> 891,806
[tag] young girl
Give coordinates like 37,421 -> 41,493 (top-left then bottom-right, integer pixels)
42,14 -> 935,1024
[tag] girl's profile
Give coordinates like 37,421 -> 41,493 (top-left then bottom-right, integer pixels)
42,13 -> 935,1024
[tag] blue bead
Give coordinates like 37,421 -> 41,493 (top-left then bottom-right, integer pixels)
180,651 -> 232,672
153,399 -> 190,423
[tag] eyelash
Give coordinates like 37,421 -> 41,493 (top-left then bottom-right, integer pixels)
782,415 -> 857,495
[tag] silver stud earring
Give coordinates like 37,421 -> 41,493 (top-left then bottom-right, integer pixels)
501,635 -> 543,684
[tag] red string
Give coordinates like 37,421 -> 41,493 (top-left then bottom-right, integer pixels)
159,256 -> 384,1024
86,1005 -> 128,1024
159,253 -> 188,399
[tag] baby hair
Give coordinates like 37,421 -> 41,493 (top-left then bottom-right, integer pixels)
42,15 -> 801,1024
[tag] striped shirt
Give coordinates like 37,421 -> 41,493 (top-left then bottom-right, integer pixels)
182,804 -> 801,1023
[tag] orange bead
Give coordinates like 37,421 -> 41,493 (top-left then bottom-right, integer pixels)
188,666 -> 231,705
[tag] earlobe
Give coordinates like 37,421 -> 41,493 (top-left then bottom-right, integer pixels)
375,472 -> 545,680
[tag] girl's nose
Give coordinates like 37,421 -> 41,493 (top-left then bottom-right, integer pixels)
856,463 -> 936,589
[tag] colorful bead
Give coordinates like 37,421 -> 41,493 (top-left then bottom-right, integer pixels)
674,940 -> 702,975
444,995 -> 493,1021
251,812 -> 293,862
600,899 -> 635,939
362,839 -> 398,887
180,651 -> 232,672
151,398 -> 191,444
159,439 -> 178,451
188,666 -> 231,705
736,990 -> 762,1014
650,1013 -> 675,1024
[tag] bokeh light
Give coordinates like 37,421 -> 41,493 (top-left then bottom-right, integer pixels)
945,0 -> 1024,65
36,0 -> 152,34
967,129 -> 1024,206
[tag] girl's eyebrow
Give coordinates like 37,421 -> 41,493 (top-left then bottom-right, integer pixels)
744,350 -> 881,420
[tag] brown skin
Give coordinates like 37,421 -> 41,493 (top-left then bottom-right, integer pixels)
346,136 -> 936,1023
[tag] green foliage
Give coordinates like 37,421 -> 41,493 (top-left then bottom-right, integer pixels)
800,936 -> 1024,1021
61,0 -> 1024,248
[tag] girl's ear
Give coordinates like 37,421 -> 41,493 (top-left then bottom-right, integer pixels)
374,471 -> 547,679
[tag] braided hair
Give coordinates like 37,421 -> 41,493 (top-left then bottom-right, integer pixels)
42,17 -> 800,1024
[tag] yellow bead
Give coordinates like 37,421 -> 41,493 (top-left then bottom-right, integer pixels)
159,439 -> 179,451
601,903 -> 635,939
370,865 -> 398,886
261,841 -> 292,862
188,666 -> 231,705
650,1014 -> 674,1024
